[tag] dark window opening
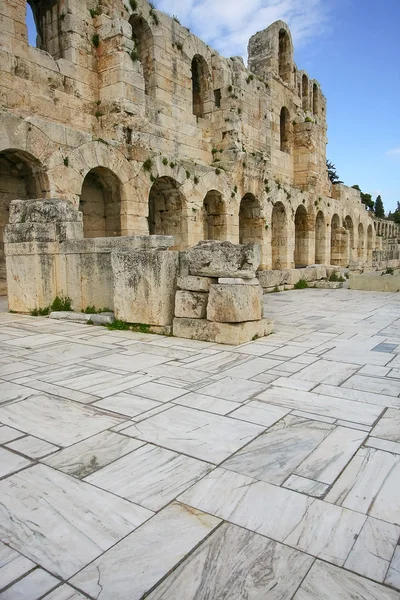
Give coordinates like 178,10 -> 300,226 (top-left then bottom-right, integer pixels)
214,89 -> 221,108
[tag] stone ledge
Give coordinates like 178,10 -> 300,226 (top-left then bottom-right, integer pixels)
173,317 -> 274,345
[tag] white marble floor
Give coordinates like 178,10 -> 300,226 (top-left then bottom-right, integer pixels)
0,289 -> 400,599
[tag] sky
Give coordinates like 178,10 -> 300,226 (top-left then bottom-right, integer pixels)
26,0 -> 400,213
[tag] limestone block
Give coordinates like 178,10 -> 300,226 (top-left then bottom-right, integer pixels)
175,290 -> 208,319
112,250 -> 179,326
257,270 -> 284,289
349,274 -> 400,292
218,278 -> 260,285
173,317 -> 274,346
207,284 -> 263,323
284,269 -> 305,285
183,241 -> 260,278
49,311 -> 114,325
5,250 -> 57,313
9,198 -> 81,224
177,275 -> 216,292
313,281 -> 344,289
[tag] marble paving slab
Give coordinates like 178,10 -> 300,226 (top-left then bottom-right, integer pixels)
326,447 -> 400,524
43,431 -> 144,478
0,381 -> 41,405
6,435 -> 59,459
283,474 -> 329,497
93,392 -> 161,417
313,383 -> 400,409
86,443 -> 214,510
126,380 -> 188,402
294,559 -> 400,599
0,425 -> 24,443
70,502 -> 221,600
0,394 -> 124,447
171,391 -> 238,415
294,426 -> 366,484
386,547 -> 400,590
179,468 -> 365,564
194,376 -> 268,403
371,408 -> 400,442
0,568 -> 59,600
0,541 -> 36,590
0,464 -> 152,578
146,522 -> 313,600
290,359 -> 359,385
256,387 -> 383,425
223,415 -> 334,484
228,400 -> 290,427
41,585 -> 88,600
0,447 -> 31,478
344,516 -> 400,582
342,374 -> 400,397
122,405 -> 264,463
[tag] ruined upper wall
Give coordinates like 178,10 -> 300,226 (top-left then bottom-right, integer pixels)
0,0 -> 330,193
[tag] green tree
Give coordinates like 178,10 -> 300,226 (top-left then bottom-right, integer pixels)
374,195 -> 385,218
388,201 -> 400,224
326,160 -> 343,184
352,185 -> 374,211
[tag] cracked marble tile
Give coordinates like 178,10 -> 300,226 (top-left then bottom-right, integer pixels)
344,516 -> 400,582
0,464 -> 152,578
294,559 -> 400,599
43,431 -> 144,478
223,415 -> 334,484
122,405 -> 264,463
70,502 -> 221,600
147,522 -> 313,600
86,443 -> 214,510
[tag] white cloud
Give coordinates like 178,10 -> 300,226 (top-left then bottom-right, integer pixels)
154,0 -> 329,61
387,147 -> 400,157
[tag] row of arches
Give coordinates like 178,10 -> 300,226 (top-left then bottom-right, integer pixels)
1,148 -> 397,293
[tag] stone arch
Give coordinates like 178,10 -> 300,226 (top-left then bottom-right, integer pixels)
358,222 -> 365,261
130,15 -> 155,97
315,211 -> 326,264
302,74 -> 309,111
294,205 -> 309,267
148,176 -> 187,249
192,55 -> 210,118
202,190 -> 227,241
271,202 -> 288,269
0,149 -> 49,294
80,168 -> 122,238
344,215 -> 354,263
330,214 -> 342,265
280,107 -> 291,153
278,29 -> 292,83
239,193 -> 263,246
367,224 -> 373,263
312,83 -> 319,115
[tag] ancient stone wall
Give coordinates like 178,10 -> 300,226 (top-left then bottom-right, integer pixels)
0,0 -> 399,294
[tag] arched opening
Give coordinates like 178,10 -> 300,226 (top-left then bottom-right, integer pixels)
278,29 -> 291,83
271,202 -> 288,269
148,177 -> 186,249
26,2 -> 38,46
367,224 -> 373,263
0,149 -> 49,295
358,223 -> 365,261
80,168 -> 122,238
294,205 -> 309,267
315,211 -> 326,264
130,15 -> 155,97
330,214 -> 342,265
239,194 -> 263,245
192,55 -> 210,118
27,0 -> 63,58
312,83 -> 319,115
280,107 -> 291,153
302,74 -> 309,111
202,191 -> 227,241
344,216 -> 354,263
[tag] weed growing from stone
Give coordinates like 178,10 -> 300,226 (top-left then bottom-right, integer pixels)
294,279 -> 308,289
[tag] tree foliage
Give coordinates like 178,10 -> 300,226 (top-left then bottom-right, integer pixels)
388,201 -> 400,224
352,184 -> 374,211
374,195 -> 385,219
326,160 -> 343,184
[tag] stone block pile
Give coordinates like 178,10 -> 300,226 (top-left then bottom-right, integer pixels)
173,241 -> 273,345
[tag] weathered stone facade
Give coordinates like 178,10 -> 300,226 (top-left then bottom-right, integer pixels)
0,0 -> 399,296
